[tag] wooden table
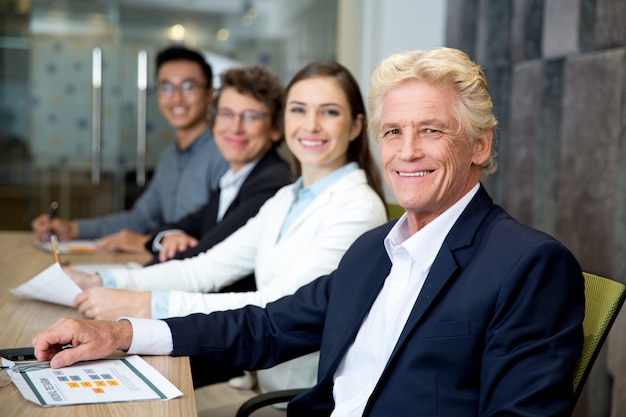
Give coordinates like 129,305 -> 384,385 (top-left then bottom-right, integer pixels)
0,231 -> 197,417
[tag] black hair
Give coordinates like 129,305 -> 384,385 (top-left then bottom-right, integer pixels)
155,46 -> 213,89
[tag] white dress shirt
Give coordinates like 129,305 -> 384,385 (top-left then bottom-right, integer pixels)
125,184 -> 479,415
330,183 -> 479,417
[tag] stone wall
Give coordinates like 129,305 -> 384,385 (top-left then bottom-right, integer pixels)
445,0 -> 626,416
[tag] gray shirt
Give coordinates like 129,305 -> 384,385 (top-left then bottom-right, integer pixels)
77,128 -> 229,238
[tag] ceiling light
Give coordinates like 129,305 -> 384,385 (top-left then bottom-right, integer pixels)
216,28 -> 230,42
168,24 -> 185,41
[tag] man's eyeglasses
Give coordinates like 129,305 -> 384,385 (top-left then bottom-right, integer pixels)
214,109 -> 268,124
158,81 -> 205,96
1,361 -> 51,388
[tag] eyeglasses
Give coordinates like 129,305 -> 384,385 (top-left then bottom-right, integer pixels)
214,109 -> 268,124
0,361 -> 51,388
158,80 -> 205,96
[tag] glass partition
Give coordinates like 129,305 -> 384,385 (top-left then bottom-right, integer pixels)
0,0 -> 337,230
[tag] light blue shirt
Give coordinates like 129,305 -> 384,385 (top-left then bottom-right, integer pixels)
278,162 -> 358,240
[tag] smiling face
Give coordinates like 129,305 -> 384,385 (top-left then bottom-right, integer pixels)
213,88 -> 281,172
284,76 -> 362,186
379,80 -> 492,232
156,59 -> 212,144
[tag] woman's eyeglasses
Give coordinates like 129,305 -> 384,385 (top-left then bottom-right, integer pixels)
214,109 -> 268,124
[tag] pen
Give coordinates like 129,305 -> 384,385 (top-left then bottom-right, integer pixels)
43,201 -> 58,241
50,234 -> 61,264
48,201 -> 58,220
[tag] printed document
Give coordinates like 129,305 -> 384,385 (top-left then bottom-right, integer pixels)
2,355 -> 182,406
10,263 -> 81,307
10,262 -> 140,307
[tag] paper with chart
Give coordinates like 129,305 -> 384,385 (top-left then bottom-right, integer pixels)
3,355 -> 182,407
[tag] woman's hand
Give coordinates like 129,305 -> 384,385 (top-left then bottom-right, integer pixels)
74,288 -> 152,320
159,232 -> 199,262
62,267 -> 102,290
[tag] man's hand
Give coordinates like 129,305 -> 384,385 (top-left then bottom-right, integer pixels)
63,267 -> 103,290
159,232 -> 199,262
74,288 -> 152,320
32,318 -> 133,368
31,215 -> 78,241
94,229 -> 150,253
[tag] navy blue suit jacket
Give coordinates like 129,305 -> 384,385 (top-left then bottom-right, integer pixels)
165,185 -> 584,417
144,148 -> 292,265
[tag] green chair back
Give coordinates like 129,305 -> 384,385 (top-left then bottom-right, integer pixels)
386,203 -> 405,221
573,272 -> 626,401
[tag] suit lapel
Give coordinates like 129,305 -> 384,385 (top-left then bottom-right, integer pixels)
318,226 -> 394,384
204,188 -> 221,228
377,186 -> 494,384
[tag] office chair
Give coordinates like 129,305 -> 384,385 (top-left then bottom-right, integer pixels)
236,271 -> 626,416
572,272 -> 625,403
386,202 -> 404,220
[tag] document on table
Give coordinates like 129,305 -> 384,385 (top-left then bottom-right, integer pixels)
32,239 -> 98,254
10,262 -> 141,307
2,355 -> 183,407
10,263 -> 81,307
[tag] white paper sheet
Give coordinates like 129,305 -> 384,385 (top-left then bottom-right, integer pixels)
2,355 -> 182,407
10,263 -> 81,307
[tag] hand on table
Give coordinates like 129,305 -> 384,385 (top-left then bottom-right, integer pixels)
32,317 -> 133,369
159,232 -> 199,262
62,266 -> 102,290
94,229 -> 150,253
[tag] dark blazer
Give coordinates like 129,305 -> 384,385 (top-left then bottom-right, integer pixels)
144,147 -> 292,265
165,185 -> 585,417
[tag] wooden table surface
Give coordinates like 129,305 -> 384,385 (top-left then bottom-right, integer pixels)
0,231 -> 197,417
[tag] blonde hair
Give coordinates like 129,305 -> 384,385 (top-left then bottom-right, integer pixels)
368,47 -> 498,175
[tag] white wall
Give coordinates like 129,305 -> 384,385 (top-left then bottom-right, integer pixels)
337,0 -> 448,202
338,0 -> 447,91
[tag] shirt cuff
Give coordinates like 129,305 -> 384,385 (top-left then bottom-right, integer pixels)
151,290 -> 171,319
99,270 -> 117,288
119,317 -> 173,355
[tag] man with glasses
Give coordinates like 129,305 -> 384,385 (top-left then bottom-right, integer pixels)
31,46 -> 229,253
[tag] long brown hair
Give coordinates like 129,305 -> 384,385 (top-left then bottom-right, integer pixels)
284,61 -> 385,203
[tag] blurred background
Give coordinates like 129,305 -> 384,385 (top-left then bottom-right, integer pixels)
0,0 -> 342,228
1,2 -> 625,415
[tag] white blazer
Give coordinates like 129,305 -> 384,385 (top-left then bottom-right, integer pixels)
109,168 -> 387,392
